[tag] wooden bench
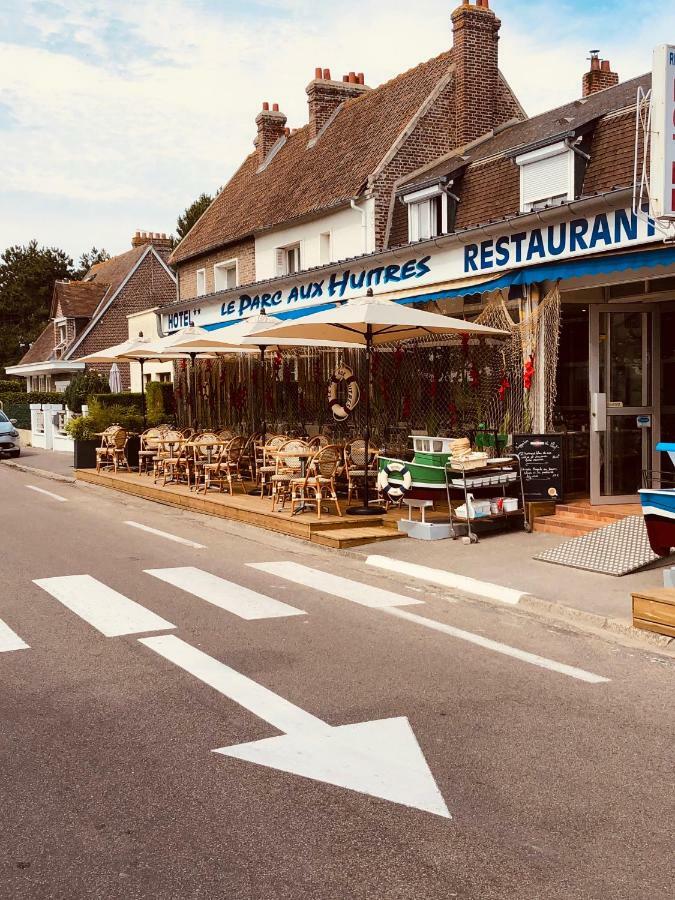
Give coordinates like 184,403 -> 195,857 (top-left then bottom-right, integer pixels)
632,588 -> 675,639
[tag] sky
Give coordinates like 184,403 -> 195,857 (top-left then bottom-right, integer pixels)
0,0 -> 673,262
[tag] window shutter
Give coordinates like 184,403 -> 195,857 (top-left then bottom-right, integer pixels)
520,151 -> 571,208
275,249 -> 285,276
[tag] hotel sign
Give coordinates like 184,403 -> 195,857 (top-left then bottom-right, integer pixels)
650,44 -> 675,220
163,206 -> 659,331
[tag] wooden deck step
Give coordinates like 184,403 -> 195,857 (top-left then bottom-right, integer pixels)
311,528 -> 404,549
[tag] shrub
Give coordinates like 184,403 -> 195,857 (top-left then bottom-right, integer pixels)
146,381 -> 174,425
0,379 -> 23,393
92,392 -> 143,413
65,402 -> 145,441
0,391 -> 64,429
63,372 -> 110,413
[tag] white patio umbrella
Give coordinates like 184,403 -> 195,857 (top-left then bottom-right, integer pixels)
160,312 -> 360,446
108,363 -> 122,393
254,291 -> 509,514
78,336 -> 220,427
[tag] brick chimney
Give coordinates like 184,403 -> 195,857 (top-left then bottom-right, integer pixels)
582,52 -> 619,97
132,231 -> 173,251
306,68 -> 369,141
255,102 -> 287,164
451,0 -> 502,148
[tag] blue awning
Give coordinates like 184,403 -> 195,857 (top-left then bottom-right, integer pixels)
402,244 -> 675,305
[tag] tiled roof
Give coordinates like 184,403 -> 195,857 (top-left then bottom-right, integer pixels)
170,50 -> 458,264
84,244 -> 149,297
401,74 -> 650,193
51,281 -> 108,319
19,322 -> 56,365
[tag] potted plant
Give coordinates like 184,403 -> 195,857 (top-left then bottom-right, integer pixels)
65,415 -> 98,469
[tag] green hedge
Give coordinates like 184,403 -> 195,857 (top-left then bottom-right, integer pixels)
0,380 -> 23,393
146,381 -> 174,424
92,392 -> 143,413
0,400 -> 30,429
0,391 -> 64,430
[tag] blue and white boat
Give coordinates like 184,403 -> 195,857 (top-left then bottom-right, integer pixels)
638,442 -> 675,557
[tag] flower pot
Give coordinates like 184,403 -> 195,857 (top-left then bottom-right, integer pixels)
73,438 -> 98,469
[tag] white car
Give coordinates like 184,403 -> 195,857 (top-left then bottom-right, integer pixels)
0,410 -> 21,457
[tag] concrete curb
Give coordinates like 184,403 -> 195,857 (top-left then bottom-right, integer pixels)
0,459 -> 76,484
348,551 -> 675,654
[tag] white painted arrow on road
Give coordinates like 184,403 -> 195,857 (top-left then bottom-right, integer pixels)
139,634 -> 450,819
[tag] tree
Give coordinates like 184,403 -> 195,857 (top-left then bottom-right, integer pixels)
176,192 -> 213,241
0,241 -> 74,374
74,246 -> 110,279
63,370 -> 111,413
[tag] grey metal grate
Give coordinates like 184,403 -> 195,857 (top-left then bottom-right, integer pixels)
534,515 -> 660,577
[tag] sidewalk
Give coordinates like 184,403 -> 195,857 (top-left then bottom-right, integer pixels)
1,447 -> 76,482
350,526 -> 674,646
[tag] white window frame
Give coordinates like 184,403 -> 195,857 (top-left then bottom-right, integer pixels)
404,187 -> 447,242
516,141 -> 575,213
276,242 -> 302,276
319,231 -> 332,266
213,258 -> 239,292
196,268 -> 206,297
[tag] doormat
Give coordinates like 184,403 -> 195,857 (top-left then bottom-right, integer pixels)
534,516 -> 661,576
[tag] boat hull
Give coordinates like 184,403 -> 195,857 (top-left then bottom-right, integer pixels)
378,456 -> 447,502
638,489 -> 675,557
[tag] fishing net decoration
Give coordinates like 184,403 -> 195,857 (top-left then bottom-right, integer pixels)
173,284 -> 561,445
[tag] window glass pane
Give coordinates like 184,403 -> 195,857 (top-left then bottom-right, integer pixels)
226,266 -> 237,289
609,311 -> 647,407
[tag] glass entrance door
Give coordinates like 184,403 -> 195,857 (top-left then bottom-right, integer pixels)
589,305 -> 660,504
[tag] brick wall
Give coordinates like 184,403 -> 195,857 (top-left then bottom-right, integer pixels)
177,237 -> 256,301
73,250 -> 176,389
583,58 -> 619,97
452,0 -> 502,148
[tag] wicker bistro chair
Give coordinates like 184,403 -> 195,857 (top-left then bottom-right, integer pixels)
256,435 -> 288,497
291,444 -> 343,519
202,436 -> 245,495
95,426 -> 130,474
152,430 -> 184,484
138,427 -> 164,475
270,440 -> 310,512
190,433 -> 222,491
308,434 -> 329,452
344,439 -> 378,504
239,432 -> 260,483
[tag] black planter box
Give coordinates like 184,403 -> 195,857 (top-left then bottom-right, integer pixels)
73,439 -> 98,469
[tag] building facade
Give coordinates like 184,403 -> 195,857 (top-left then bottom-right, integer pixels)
8,232 -> 177,391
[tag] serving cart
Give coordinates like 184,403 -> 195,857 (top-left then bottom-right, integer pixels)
444,454 -> 529,544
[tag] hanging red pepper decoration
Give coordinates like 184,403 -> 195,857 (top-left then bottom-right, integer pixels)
498,375 -> 510,400
524,355 -> 535,391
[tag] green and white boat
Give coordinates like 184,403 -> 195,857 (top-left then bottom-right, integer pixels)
378,435 -> 456,501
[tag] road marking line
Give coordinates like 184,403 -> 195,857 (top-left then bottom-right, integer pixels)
26,485 -> 68,503
249,561 -> 424,609
139,635 -> 450,818
366,555 -> 525,605
145,567 -> 306,620
385,607 -> 610,684
125,521 -> 206,549
0,618 -> 29,653
33,575 -> 175,637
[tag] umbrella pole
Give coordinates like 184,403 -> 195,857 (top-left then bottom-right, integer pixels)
347,324 -> 381,516
190,352 -> 197,429
248,344 -> 267,496
140,359 -> 147,428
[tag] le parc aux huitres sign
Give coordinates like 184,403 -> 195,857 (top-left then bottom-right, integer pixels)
163,206 -> 659,331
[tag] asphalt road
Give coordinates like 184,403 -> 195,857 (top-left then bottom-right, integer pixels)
1,465 -> 674,899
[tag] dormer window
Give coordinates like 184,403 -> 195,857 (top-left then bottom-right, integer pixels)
401,184 -> 453,242
516,141 -> 576,213
276,242 -> 302,276
214,259 -> 238,292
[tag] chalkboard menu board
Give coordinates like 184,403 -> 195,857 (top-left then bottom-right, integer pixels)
513,434 -> 563,502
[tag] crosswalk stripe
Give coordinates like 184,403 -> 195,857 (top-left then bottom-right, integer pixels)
248,561 -> 423,608
33,575 -> 175,637
250,561 -> 608,683
144,568 -> 306,620
0,618 -> 29,653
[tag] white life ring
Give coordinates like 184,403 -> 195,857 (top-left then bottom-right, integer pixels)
377,461 -> 412,500
328,364 -> 360,422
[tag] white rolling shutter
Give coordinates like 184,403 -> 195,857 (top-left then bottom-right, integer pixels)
517,141 -> 574,211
